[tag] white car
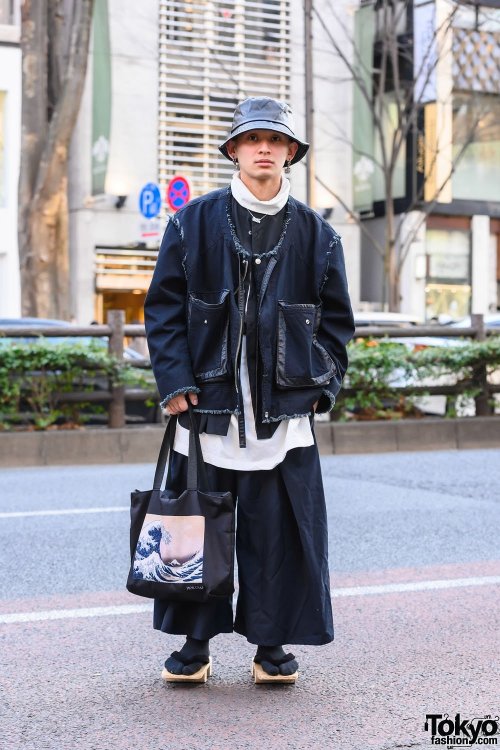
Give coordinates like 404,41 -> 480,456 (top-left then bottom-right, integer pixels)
449,314 -> 500,333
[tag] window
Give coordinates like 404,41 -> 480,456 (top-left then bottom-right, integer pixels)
0,0 -> 16,25
453,4 -> 500,33
372,93 -> 407,202
158,0 -> 291,200
425,227 -> 471,320
452,93 -> 500,202
164,0 -> 197,45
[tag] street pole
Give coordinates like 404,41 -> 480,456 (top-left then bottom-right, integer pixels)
304,0 -> 315,208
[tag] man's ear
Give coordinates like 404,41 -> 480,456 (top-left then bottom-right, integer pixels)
226,138 -> 237,160
288,140 -> 299,161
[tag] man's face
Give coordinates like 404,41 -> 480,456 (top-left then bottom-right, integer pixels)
227,129 -> 298,183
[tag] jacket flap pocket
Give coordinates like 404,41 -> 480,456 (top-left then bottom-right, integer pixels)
188,290 -> 231,380
276,301 -> 334,388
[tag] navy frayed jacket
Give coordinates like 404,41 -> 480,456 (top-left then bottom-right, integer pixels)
144,187 -> 354,423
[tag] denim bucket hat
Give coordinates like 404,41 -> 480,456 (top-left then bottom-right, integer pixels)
219,97 -> 309,166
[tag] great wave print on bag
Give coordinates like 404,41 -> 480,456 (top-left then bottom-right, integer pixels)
133,514 -> 204,583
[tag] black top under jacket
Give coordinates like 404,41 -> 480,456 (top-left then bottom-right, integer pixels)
178,198 -> 285,438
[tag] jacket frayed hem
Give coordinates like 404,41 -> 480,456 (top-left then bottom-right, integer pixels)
263,411 -> 312,423
159,386 -> 200,408
317,389 -> 336,413
193,407 -> 239,415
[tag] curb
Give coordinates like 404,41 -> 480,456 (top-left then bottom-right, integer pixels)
1,417 -> 499,467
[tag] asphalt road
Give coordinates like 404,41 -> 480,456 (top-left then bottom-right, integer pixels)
1,450 -> 499,750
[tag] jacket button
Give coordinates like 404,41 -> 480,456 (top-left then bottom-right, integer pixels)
255,257 -> 261,265
305,318 -> 310,324
204,319 -> 208,324
264,411 -> 269,418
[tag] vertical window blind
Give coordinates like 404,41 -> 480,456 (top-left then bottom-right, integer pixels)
158,0 -> 291,201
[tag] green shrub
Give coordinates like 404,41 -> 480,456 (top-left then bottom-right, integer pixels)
0,340 -> 149,430
334,336 -> 500,420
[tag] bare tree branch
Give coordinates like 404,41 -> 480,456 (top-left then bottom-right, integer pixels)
315,175 -> 385,260
396,98 -> 488,272
312,2 -> 384,136
314,0 -> 482,310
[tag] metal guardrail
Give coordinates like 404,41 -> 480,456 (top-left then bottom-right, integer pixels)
1,311 -> 498,426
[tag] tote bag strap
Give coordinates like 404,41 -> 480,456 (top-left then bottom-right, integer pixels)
152,415 -> 177,490
186,402 -> 210,491
151,404 -> 210,492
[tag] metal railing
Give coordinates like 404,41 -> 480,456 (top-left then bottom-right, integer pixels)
1,311 -> 499,427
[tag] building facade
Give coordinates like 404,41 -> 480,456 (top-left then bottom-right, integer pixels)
158,0 -> 291,196
68,0 -> 160,325
67,0 -> 361,324
353,0 -> 500,319
5,0 -> 499,323
0,0 -> 21,317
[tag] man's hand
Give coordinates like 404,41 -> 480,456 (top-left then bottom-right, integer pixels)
164,391 -> 198,415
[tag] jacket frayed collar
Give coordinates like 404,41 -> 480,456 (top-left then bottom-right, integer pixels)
224,186 -> 295,260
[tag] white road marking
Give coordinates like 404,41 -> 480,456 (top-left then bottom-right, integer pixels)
1,575 -> 499,625
0,506 -> 129,519
0,604 -> 153,624
330,575 -> 500,598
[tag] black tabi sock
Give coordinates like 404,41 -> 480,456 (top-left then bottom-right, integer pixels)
165,636 -> 210,675
255,645 -> 298,676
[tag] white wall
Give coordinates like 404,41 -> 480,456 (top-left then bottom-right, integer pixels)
399,211 -> 427,320
290,0 -> 361,308
0,43 -> 21,317
68,0 -> 159,324
471,215 -> 495,314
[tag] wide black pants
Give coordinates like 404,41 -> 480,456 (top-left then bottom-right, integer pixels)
153,441 -> 334,645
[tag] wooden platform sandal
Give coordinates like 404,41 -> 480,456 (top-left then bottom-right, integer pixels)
161,652 -> 212,684
251,653 -> 298,685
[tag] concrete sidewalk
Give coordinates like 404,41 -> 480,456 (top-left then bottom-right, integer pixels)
1,416 -> 500,466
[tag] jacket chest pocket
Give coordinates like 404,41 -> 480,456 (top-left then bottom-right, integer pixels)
188,290 -> 231,381
276,301 -> 335,388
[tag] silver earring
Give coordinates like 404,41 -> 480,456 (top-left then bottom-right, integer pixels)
233,157 -> 239,169
285,160 -> 291,174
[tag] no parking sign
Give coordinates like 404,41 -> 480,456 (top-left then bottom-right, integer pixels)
166,175 -> 191,212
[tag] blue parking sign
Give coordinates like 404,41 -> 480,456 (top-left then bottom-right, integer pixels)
139,183 -> 161,219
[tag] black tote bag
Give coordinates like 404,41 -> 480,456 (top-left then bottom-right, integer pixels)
126,405 -> 235,602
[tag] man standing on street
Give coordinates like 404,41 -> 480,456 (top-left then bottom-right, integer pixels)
145,96 -> 354,683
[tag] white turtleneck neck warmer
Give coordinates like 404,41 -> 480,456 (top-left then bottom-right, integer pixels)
231,172 -> 290,215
